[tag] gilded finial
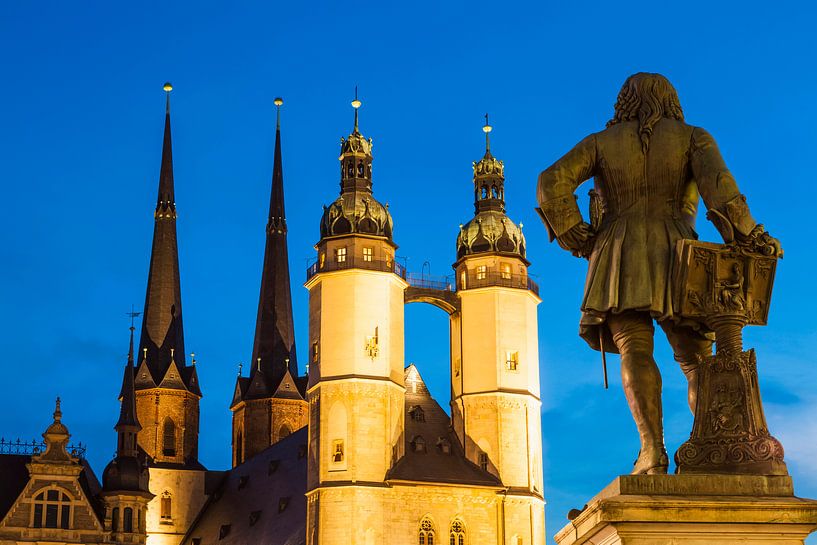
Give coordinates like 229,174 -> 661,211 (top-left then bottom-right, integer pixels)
170,347 -> 175,360
274,97 -> 283,129
142,347 -> 148,362
351,86 -> 362,133
237,362 -> 243,376
190,352 -> 196,366
54,397 -> 62,422
163,82 -> 173,113
483,113 -> 492,152
257,357 -> 262,372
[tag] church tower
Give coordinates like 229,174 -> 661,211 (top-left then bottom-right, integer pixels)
102,327 -> 153,544
304,95 -> 407,545
133,83 -> 202,467
133,84 -> 208,545
451,118 -> 545,537
231,98 -> 307,467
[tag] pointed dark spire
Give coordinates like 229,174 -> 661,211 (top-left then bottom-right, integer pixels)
116,327 -> 141,435
247,97 -> 298,396
137,83 -> 190,390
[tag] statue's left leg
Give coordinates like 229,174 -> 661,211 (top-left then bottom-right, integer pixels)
659,321 -> 713,414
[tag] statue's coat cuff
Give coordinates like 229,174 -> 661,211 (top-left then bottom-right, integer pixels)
537,196 -> 583,241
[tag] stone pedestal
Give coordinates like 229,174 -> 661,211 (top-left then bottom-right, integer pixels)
554,475 -> 817,545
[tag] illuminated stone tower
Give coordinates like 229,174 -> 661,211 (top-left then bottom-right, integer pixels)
133,84 -> 202,467
304,95 -> 407,545
102,327 -> 153,545
451,118 -> 545,541
133,84 -> 207,545
231,98 -> 307,467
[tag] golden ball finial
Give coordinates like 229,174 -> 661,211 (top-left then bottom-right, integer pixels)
351,98 -> 362,109
483,124 -> 493,133
274,97 -> 283,107
163,82 -> 173,92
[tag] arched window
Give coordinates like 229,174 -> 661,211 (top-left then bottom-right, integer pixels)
449,519 -> 465,545
481,186 -> 488,199
162,417 -> 176,457
279,424 -> 292,439
123,507 -> 133,532
358,163 -> 365,177
111,507 -> 119,532
32,488 -> 71,529
419,517 -> 435,544
491,185 -> 498,198
160,491 -> 172,521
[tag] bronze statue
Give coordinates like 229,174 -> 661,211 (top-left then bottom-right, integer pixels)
536,73 -> 782,475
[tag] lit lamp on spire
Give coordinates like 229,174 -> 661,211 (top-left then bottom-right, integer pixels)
483,113 -> 493,153
351,86 -> 362,133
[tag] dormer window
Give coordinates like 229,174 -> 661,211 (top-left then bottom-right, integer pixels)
412,436 -> 426,453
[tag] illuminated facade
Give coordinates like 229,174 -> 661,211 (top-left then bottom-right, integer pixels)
0,91 -> 545,545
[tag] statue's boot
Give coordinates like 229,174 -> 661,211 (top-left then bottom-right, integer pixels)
609,312 -> 668,475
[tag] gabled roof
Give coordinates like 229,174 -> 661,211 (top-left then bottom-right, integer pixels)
181,428 -> 307,545
387,365 -> 501,488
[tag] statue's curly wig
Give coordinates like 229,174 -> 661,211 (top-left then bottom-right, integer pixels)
607,73 -> 684,152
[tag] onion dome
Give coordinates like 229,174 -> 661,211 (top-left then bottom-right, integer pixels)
319,91 -> 394,242
456,116 -> 526,260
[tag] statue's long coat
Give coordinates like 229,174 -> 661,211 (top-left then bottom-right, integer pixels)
537,118 -> 743,351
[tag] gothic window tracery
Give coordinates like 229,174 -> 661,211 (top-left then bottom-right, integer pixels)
449,519 -> 465,545
32,488 -> 71,529
419,517 -> 435,544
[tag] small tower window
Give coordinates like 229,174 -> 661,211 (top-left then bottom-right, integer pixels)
385,252 -> 393,268
319,252 -> 326,269
481,186 -> 488,199
312,341 -> 319,363
459,271 -> 466,290
123,507 -> 133,533
332,440 -> 345,463
160,492 -> 172,521
32,488 -> 71,529
358,163 -> 365,176
235,430 -> 244,465
501,263 -> 512,280
347,161 -> 354,177
162,417 -> 176,457
506,351 -> 519,371
363,247 -> 373,262
450,519 -> 465,545
491,185 -> 499,198
111,507 -> 119,532
419,517 -> 436,545
336,247 -> 347,263
476,265 -> 487,280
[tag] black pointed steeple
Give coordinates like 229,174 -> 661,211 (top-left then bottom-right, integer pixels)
115,327 -> 141,453
137,83 -> 192,391
246,98 -> 298,397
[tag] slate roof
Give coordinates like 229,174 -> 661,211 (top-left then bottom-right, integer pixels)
181,428 -> 308,545
387,365 -> 501,487
0,454 -> 31,521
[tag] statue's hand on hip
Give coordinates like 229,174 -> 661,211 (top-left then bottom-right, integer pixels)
557,222 -> 596,259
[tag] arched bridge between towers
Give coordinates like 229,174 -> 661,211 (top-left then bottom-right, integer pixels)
404,273 -> 460,314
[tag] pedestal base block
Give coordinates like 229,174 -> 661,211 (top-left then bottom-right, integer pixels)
554,475 -> 817,545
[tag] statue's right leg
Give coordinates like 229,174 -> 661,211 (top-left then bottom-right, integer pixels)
659,321 -> 713,415
607,311 -> 668,475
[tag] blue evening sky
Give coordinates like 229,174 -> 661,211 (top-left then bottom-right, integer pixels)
1,1 -> 815,542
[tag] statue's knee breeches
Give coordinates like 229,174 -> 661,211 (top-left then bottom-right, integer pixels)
607,311 -> 655,359
659,320 -> 713,378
